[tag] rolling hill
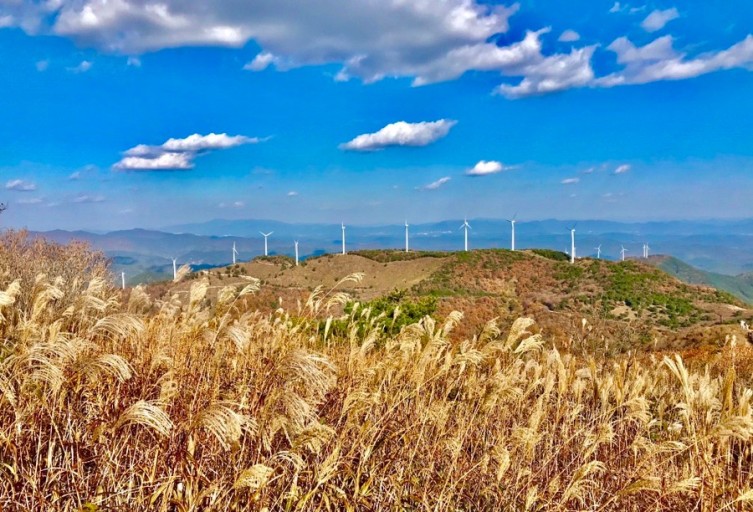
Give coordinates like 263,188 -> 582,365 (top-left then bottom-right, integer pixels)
160,249 -> 753,357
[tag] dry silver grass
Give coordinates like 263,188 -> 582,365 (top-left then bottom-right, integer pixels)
1,262 -> 753,511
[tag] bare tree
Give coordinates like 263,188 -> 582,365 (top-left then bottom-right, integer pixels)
0,203 -> 6,214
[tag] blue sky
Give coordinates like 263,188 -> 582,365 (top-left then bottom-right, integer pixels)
1,0 -> 752,231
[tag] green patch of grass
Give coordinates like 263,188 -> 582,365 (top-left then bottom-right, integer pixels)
352,249 -> 450,263
530,249 -> 570,262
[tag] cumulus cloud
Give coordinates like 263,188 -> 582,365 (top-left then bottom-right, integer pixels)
614,164 -> 631,174
5,179 -> 37,191
114,132 -> 260,170
420,177 -> 451,191
495,31 -> 597,98
466,160 -> 505,176
340,120 -> 456,151
641,8 -> 679,33
558,30 -> 580,43
287,191 -> 299,197
561,177 -> 580,184
597,35 -> 753,87
4,1 -> 750,98
0,1 -> 597,97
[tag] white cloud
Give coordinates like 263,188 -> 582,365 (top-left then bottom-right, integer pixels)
420,176 -> 451,191
496,41 -> 596,98
5,1 -> 750,98
561,177 -> 580,184
72,194 -> 106,203
127,56 -> 141,67
641,8 -> 679,33
244,52 -> 279,71
597,35 -> 753,87
466,160 -> 505,176
581,167 -> 595,174
114,132 -> 260,170
115,151 -> 194,171
162,133 -> 258,152
558,30 -> 580,43
0,15 -> 13,27
35,59 -> 49,71
67,60 -> 92,73
68,171 -> 81,180
287,191 -> 299,197
1,1 -> 597,97
614,164 -> 631,174
340,120 -> 456,151
5,179 -> 37,192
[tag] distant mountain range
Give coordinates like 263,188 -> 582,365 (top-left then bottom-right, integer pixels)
30,217 -> 753,290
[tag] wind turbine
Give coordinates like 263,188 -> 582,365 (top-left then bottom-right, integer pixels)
404,220 -> 410,253
294,240 -> 299,266
507,215 -> 517,251
232,242 -> 239,265
643,243 -> 651,259
595,244 -> 602,260
260,231 -> 273,257
121,272 -> 126,290
460,219 -> 471,252
569,226 -> 576,264
172,258 -> 177,280
341,222 -> 346,255
620,246 -> 628,261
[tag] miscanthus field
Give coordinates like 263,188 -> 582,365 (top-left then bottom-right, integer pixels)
2,231 -> 753,511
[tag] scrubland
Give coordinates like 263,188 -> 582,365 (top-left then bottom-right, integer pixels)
1,231 -> 753,511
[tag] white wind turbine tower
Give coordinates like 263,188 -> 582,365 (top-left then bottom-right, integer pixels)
232,242 -> 239,265
260,231 -> 273,257
595,244 -> 602,260
294,240 -> 299,266
404,220 -> 410,253
172,258 -> 177,280
121,272 -> 126,290
507,215 -> 517,251
620,246 -> 628,261
341,222 -> 346,255
569,227 -> 576,264
460,219 -> 471,252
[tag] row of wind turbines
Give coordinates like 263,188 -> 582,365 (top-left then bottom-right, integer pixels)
120,221 -> 655,289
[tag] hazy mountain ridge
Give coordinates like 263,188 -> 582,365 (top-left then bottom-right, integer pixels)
28,217 -> 753,285
651,255 -> 753,304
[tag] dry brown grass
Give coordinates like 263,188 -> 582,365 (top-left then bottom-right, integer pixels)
1,239 -> 753,510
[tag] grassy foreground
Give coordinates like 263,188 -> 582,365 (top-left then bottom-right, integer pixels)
1,232 -> 753,511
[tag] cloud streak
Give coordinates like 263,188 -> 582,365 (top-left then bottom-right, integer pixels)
340,120 -> 456,151
614,164 -> 631,174
114,132 -> 260,170
420,177 -> 451,191
5,179 -> 37,191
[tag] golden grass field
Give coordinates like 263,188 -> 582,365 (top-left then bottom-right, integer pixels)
2,230 -> 753,511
